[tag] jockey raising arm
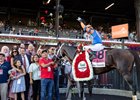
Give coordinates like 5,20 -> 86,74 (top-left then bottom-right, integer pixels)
77,18 -> 94,35
77,17 -> 104,52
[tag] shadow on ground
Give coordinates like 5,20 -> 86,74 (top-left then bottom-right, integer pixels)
60,93 -> 131,100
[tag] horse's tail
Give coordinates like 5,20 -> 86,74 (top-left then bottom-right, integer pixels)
130,50 -> 140,92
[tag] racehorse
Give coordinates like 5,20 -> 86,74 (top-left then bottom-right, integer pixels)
56,44 -> 140,100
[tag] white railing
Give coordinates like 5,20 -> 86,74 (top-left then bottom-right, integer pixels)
0,34 -> 140,47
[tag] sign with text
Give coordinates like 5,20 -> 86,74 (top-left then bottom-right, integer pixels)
112,23 -> 128,39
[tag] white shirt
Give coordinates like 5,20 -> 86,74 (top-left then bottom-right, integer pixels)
22,55 -> 30,73
64,61 -> 73,79
29,63 -> 41,80
48,54 -> 55,59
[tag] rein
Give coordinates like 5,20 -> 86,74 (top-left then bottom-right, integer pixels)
56,43 -> 65,57
55,43 -> 73,63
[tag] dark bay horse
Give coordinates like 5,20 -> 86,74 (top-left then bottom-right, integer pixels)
57,44 -> 140,99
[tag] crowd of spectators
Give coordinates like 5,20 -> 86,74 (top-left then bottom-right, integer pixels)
0,24 -> 137,43
0,19 -> 138,43
0,43 -> 74,100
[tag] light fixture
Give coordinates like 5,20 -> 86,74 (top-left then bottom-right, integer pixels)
105,3 -> 114,10
47,0 -> 51,4
83,10 -> 86,13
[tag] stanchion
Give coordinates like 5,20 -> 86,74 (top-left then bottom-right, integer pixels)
132,86 -> 137,100
132,95 -> 137,100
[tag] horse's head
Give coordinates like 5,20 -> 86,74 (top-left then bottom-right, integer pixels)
55,43 -> 77,63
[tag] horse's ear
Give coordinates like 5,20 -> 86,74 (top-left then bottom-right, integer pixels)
57,42 -> 61,47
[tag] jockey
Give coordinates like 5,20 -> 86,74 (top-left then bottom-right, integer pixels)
77,17 -> 104,54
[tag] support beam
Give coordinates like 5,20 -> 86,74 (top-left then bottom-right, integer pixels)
135,0 -> 140,42
55,0 -> 60,37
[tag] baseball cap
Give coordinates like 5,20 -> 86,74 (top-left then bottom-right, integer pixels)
0,52 -> 5,57
42,49 -> 48,53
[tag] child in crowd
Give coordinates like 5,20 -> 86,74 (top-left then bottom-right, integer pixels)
9,60 -> 26,100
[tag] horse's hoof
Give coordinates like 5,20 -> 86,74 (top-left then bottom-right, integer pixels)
89,93 -> 92,96
83,97 -> 86,100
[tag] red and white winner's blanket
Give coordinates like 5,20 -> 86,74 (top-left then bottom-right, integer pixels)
72,51 -> 93,81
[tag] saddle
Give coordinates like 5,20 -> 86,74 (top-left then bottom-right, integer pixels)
76,43 -> 105,64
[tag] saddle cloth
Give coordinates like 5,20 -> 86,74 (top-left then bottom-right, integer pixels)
91,50 -> 106,68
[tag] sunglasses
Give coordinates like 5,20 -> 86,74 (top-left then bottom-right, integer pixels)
13,51 -> 17,53
51,49 -> 55,50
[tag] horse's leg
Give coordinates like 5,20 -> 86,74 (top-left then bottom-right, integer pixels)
119,63 -> 137,100
76,81 -> 81,98
79,82 -> 84,100
66,80 -> 72,100
87,80 -> 93,96
122,73 -> 137,100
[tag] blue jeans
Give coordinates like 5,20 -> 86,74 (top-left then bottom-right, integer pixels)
54,69 -> 60,100
40,78 -> 54,100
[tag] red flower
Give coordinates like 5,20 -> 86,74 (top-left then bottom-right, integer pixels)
42,19 -> 46,23
44,10 -> 48,14
40,17 -> 45,20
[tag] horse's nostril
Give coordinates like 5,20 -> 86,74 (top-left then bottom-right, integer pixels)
62,53 -> 66,57
58,56 -> 63,59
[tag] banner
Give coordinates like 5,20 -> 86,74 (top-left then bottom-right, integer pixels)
112,23 -> 128,39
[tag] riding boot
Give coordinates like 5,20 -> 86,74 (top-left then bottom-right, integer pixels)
88,50 -> 96,61
90,51 -> 97,60
87,50 -> 93,61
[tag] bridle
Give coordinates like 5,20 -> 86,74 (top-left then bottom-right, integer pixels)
53,43 -> 74,64
56,43 -> 65,57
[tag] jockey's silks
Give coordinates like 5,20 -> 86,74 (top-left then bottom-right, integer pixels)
90,30 -> 102,45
